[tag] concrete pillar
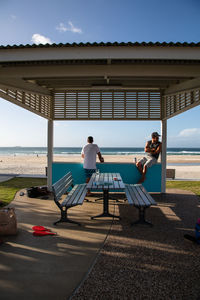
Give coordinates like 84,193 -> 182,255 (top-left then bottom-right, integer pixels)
47,119 -> 53,191
161,119 -> 167,193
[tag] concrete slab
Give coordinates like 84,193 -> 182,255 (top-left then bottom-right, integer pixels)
0,175 -> 15,183
0,191 -> 117,300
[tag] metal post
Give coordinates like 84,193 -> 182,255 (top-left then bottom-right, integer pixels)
47,119 -> 53,191
161,119 -> 167,193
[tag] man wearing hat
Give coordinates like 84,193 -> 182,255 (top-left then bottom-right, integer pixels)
136,132 -> 162,183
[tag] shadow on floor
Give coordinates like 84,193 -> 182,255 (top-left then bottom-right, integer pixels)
72,189 -> 200,300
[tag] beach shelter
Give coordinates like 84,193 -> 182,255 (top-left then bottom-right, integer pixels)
0,41 -> 200,192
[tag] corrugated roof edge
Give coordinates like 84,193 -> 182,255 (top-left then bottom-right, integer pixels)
1,41 -> 200,49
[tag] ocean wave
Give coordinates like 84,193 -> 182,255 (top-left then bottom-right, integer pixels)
0,147 -> 200,156
101,151 -> 145,155
167,151 -> 200,155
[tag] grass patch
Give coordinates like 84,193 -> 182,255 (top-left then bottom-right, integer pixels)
1,178 -> 199,207
166,181 -> 200,197
0,177 -> 47,207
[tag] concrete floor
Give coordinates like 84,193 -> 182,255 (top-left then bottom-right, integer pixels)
0,175 -> 15,183
0,190 -> 117,300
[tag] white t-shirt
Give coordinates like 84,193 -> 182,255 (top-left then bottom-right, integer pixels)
81,143 -> 100,169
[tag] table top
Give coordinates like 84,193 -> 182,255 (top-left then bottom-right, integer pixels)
87,172 -> 125,190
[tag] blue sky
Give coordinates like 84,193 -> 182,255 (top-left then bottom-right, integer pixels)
0,0 -> 200,147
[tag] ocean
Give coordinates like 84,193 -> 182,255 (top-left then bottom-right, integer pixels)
0,147 -> 200,156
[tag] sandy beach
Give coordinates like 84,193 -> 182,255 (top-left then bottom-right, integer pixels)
0,154 -> 200,179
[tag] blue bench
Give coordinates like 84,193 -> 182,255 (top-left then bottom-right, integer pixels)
52,172 -> 87,226
125,184 -> 157,226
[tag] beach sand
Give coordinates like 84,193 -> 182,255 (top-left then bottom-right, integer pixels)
0,154 -> 200,179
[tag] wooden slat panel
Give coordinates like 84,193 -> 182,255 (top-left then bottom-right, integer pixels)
125,184 -> 141,206
164,88 -> 200,119
53,90 -> 161,120
125,184 -> 156,207
62,184 -> 86,206
52,172 -> 73,201
0,87 -> 51,119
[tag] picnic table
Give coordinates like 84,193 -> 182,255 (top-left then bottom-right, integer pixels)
87,172 -> 125,219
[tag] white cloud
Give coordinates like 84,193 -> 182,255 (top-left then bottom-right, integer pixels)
31,34 -> 52,45
56,21 -> 82,34
10,15 -> 17,20
178,128 -> 200,137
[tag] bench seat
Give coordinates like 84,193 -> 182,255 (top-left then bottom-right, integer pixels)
52,172 -> 87,226
125,184 -> 157,226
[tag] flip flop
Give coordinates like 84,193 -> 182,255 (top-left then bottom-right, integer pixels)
32,226 -> 51,232
33,230 -> 56,236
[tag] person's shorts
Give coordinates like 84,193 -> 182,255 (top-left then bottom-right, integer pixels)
84,169 -> 96,178
138,156 -> 157,168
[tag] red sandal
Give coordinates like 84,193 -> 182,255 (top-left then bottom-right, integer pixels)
32,225 -> 56,236
32,226 -> 51,232
33,230 -> 56,236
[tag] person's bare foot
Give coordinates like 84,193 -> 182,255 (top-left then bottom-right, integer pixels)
137,180 -> 143,184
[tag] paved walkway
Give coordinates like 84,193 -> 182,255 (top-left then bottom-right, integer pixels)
72,189 -> 200,300
1,176 -> 200,299
0,190 -> 116,300
0,175 -> 15,183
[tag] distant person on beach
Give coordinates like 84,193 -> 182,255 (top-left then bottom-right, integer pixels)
136,132 -> 162,183
81,136 -> 104,195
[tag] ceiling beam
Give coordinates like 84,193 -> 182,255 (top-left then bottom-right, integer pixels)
54,87 -> 161,91
0,64 -> 199,78
164,77 -> 200,95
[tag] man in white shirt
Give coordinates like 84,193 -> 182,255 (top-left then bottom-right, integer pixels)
81,136 -> 104,194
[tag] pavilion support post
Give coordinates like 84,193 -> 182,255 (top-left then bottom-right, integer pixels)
47,119 -> 53,191
161,119 -> 167,193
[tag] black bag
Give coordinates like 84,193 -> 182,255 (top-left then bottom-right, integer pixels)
27,186 -> 49,198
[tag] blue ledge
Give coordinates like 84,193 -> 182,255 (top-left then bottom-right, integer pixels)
52,162 -> 161,193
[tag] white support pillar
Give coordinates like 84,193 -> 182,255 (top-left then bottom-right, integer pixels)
47,119 -> 53,191
161,119 -> 167,193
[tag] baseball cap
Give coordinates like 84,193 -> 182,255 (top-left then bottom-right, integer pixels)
151,132 -> 160,138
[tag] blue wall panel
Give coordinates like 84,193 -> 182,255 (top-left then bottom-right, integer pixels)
52,162 -> 161,192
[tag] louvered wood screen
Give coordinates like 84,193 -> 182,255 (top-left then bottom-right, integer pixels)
164,88 -> 200,119
0,87 -> 52,119
53,91 -> 161,120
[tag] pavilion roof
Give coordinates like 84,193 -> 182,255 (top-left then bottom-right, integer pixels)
1,41 -> 200,49
0,42 -> 200,121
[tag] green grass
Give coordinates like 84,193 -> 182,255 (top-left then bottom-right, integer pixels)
0,177 -> 47,207
166,181 -> 200,197
0,178 -> 199,207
